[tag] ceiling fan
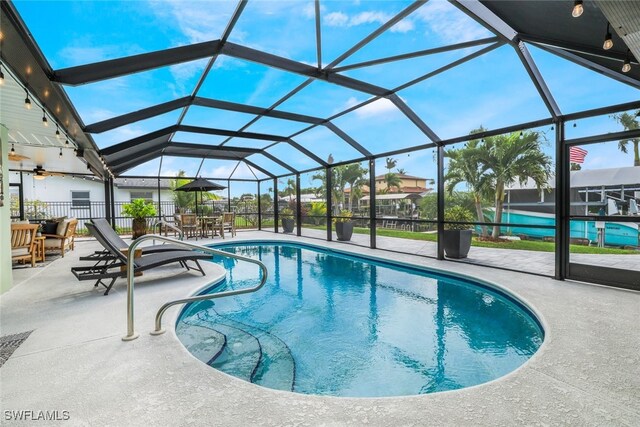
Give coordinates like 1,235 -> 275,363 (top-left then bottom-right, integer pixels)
33,165 -> 64,180
8,144 -> 30,162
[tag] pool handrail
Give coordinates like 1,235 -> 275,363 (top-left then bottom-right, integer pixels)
122,234 -> 268,341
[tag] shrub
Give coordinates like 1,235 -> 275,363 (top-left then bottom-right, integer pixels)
444,206 -> 474,230
333,209 -> 353,223
122,199 -> 157,219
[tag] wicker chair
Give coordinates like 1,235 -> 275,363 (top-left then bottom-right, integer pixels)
11,223 -> 39,267
43,218 -> 78,258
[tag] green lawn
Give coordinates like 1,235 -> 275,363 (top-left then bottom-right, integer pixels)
298,225 -> 638,255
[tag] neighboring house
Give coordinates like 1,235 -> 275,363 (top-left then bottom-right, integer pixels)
9,173 -> 175,220
345,174 -> 433,199
10,173 -> 174,204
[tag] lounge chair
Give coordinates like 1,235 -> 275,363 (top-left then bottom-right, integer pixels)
79,218 -> 189,261
71,222 -> 211,295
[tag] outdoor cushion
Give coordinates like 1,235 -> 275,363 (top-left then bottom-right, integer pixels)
42,222 -> 58,234
11,248 -> 29,257
56,218 -> 71,236
44,239 -> 64,248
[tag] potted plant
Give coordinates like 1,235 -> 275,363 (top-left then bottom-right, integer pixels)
280,207 -> 295,233
122,198 -> 157,239
443,206 -> 474,259
334,209 -> 354,241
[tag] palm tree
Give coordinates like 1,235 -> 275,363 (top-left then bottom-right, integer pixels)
444,140 -> 494,236
385,157 -> 397,173
170,170 -> 193,213
343,163 -> 368,211
383,173 -> 402,193
477,131 -> 552,238
397,168 -> 407,175
611,111 -> 640,166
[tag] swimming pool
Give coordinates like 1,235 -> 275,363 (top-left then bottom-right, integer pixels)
177,242 -> 544,397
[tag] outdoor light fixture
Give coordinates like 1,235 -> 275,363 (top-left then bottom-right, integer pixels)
59,148 -> 63,159
24,90 -> 31,110
572,0 -> 583,18
42,109 -> 48,127
55,126 -> 61,140
10,144 -> 15,155
65,138 -> 69,145
622,50 -> 632,73
603,23 -> 613,50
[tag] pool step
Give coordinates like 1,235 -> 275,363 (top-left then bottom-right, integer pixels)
216,317 -> 295,391
175,322 -> 226,365
208,323 -> 262,382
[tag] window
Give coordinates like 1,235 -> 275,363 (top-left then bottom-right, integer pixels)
130,191 -> 153,202
71,191 -> 90,208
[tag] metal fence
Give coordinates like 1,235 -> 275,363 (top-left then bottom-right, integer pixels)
13,200 -> 260,235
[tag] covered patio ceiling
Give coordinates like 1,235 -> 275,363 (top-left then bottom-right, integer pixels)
1,0 -> 639,180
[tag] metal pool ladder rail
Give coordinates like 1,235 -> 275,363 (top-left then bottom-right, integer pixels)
122,235 -> 268,341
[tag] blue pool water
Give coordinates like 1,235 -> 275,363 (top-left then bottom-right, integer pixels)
177,242 -> 544,397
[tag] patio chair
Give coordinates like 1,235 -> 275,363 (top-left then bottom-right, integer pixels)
156,215 -> 180,237
221,212 -> 236,237
179,214 -> 200,240
11,223 -> 39,267
42,218 -> 78,258
72,222 -> 211,295
79,218 -> 190,261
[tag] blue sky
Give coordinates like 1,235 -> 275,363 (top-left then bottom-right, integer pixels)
15,0 -> 640,187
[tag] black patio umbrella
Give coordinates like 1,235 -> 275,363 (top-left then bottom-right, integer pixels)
174,177 -> 226,215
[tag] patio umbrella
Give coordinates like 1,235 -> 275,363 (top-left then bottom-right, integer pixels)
174,177 -> 226,215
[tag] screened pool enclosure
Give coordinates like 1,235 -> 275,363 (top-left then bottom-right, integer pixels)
2,0 -> 639,290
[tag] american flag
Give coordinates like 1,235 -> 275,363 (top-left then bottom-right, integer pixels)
569,146 -> 588,164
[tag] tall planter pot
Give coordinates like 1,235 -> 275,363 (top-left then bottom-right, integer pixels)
335,221 -> 354,241
131,218 -> 148,239
281,218 -> 295,233
443,229 -> 472,259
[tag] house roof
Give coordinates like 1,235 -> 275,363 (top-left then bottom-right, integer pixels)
506,166 -> 640,190
114,178 -> 173,190
361,193 -> 422,201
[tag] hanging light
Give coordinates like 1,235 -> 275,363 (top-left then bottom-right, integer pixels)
59,148 -> 63,158
65,138 -> 70,145
55,125 -> 61,140
622,50 -> 632,73
603,23 -> 613,50
572,0 -> 583,18
11,144 -> 16,155
24,90 -> 32,110
42,108 -> 49,127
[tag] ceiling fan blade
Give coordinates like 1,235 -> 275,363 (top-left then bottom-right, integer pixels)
8,153 -> 30,161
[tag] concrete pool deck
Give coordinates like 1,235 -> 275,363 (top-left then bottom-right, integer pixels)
1,231 -> 639,425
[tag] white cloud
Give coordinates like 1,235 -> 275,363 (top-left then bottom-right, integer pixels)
350,11 -> 388,26
391,19 -> 415,34
147,0 -> 236,44
325,11 -> 349,26
415,1 -> 492,43
340,96 -> 399,119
